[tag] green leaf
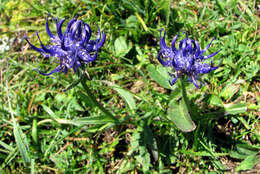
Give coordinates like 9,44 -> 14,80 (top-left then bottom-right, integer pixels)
147,64 -> 173,90
102,81 -> 136,111
143,124 -> 158,162
126,15 -> 138,28
113,86 -> 136,111
78,91 -> 95,107
68,98 -> 84,111
41,104 -> 58,118
31,158 -> 35,174
167,98 -> 196,132
216,0 -> 225,14
220,84 -> 239,100
0,140 -> 15,152
129,126 -> 151,173
72,116 -> 116,126
243,61 -> 259,81
230,143 -> 260,160
224,103 -> 247,115
238,0 -> 255,22
114,36 -> 132,57
203,103 -> 248,120
135,146 -> 150,172
13,121 -> 31,164
209,95 -> 223,107
236,154 -> 259,172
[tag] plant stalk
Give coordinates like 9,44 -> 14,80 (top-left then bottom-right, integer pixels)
178,78 -> 192,112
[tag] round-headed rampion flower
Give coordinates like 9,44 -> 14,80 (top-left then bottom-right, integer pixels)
158,28 -> 222,88
25,14 -> 106,75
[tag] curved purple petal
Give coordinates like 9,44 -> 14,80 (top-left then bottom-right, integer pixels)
56,18 -> 66,40
192,40 -> 201,57
24,37 -> 44,53
201,49 -> 222,60
62,66 -> 68,74
79,25 -> 87,46
192,80 -> 201,89
157,51 -> 172,67
76,21 -> 83,39
84,24 -> 92,43
171,35 -> 178,51
36,32 -> 52,54
97,31 -> 106,50
186,38 -> 192,54
96,24 -> 101,42
181,39 -> 187,57
210,59 -> 222,71
34,65 -> 62,76
45,14 -> 55,38
87,40 -> 99,62
71,21 -> 81,41
65,18 -> 77,34
160,28 -> 170,50
169,74 -> 179,86
199,37 -> 215,56
86,40 -> 95,52
87,52 -> 98,62
85,23 -> 92,36
61,35 -> 68,51
73,61 -> 81,72
179,38 -> 187,50
191,75 -> 201,88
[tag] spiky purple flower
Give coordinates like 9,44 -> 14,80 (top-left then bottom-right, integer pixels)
158,28 -> 222,88
25,15 -> 106,75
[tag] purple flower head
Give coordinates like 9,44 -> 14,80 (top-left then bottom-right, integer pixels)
158,28 -> 222,88
25,14 -> 106,75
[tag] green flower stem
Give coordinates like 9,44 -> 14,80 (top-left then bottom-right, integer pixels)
178,78 -> 191,112
81,74 -> 118,122
178,78 -> 199,121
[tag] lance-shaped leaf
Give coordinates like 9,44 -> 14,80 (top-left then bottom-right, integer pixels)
167,98 -> 196,132
147,64 -> 173,90
102,80 -> 136,111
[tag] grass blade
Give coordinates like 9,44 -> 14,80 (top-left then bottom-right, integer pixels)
13,120 -> 31,164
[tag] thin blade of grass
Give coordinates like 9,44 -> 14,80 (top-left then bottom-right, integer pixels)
6,79 -> 31,165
